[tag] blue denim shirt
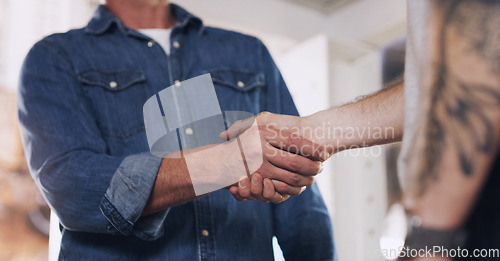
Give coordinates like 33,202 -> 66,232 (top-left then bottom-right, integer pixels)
18,4 -> 336,261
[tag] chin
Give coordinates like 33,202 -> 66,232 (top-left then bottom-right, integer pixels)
147,0 -> 169,5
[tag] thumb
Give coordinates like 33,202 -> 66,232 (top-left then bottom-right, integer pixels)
219,116 -> 256,141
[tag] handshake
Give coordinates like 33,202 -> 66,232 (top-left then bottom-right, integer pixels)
219,112 -> 332,204
143,74 -> 341,205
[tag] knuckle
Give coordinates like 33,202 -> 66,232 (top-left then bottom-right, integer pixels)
240,188 -> 250,198
250,190 -> 262,198
277,184 -> 299,196
250,187 -> 260,196
285,135 -> 294,146
286,133 -> 302,147
258,111 -> 271,118
291,134 -> 302,147
289,174 -> 302,186
250,191 -> 259,198
258,164 -> 271,179
287,158 -> 302,172
257,111 -> 273,124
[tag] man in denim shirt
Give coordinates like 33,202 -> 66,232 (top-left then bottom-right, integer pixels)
18,1 -> 336,260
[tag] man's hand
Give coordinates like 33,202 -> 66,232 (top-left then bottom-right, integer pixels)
221,112 -> 331,162
228,173 -> 292,204
221,112 -> 328,203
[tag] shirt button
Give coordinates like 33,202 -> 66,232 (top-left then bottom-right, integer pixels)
174,80 -> 181,87
109,81 -> 118,88
201,229 -> 209,237
185,128 -> 194,135
147,40 -> 154,47
173,41 -> 180,49
237,81 -> 245,88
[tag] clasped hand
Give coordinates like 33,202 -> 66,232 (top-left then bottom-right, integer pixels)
219,112 -> 330,204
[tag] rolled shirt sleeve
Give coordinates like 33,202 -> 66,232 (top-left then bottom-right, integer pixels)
18,39 -> 167,240
100,152 -> 167,239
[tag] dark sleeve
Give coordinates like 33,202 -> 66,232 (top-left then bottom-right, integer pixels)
18,40 -> 168,240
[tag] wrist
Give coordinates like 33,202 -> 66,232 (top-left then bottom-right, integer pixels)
303,109 -> 345,152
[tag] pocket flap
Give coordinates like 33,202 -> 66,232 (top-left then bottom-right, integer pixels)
78,69 -> 146,91
209,70 -> 265,92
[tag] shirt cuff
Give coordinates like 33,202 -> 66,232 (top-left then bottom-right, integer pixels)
100,152 -> 167,240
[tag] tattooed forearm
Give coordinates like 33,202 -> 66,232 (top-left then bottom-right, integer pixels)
413,0 -> 500,196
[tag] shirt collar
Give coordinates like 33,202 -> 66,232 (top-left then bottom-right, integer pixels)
84,4 -> 204,36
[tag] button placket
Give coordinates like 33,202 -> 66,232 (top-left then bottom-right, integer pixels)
194,197 -> 216,261
174,80 -> 181,87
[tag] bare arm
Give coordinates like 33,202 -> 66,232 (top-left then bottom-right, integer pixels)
226,82 -> 405,200
403,0 -> 500,232
142,154 -> 195,216
304,81 -> 404,153
223,81 -> 404,158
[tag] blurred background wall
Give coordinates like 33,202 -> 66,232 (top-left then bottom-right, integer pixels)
0,0 -> 407,260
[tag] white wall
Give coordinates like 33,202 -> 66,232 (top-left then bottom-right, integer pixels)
174,0 -> 406,46
329,53 -> 388,261
0,0 -> 96,91
276,34 -> 389,260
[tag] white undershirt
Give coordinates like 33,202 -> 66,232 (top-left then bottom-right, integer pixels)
139,28 -> 172,55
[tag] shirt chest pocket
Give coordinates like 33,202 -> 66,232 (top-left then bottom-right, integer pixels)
208,70 -> 266,115
77,69 -> 148,140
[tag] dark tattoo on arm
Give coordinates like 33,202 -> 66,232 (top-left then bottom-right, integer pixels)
416,0 -> 500,196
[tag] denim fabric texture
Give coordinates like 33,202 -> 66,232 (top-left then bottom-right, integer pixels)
18,4 -> 336,261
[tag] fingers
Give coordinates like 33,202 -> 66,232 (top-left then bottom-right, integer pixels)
219,116 -> 256,141
219,111 -> 279,141
266,144 -> 322,176
229,174 -> 293,204
248,173 -> 282,203
271,180 -> 307,196
250,173 -> 264,200
263,178 -> 289,204
237,177 -> 252,199
260,161 -> 316,187
229,186 -> 246,201
262,126 -> 330,162
220,112 -> 330,162
234,175 -> 267,202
